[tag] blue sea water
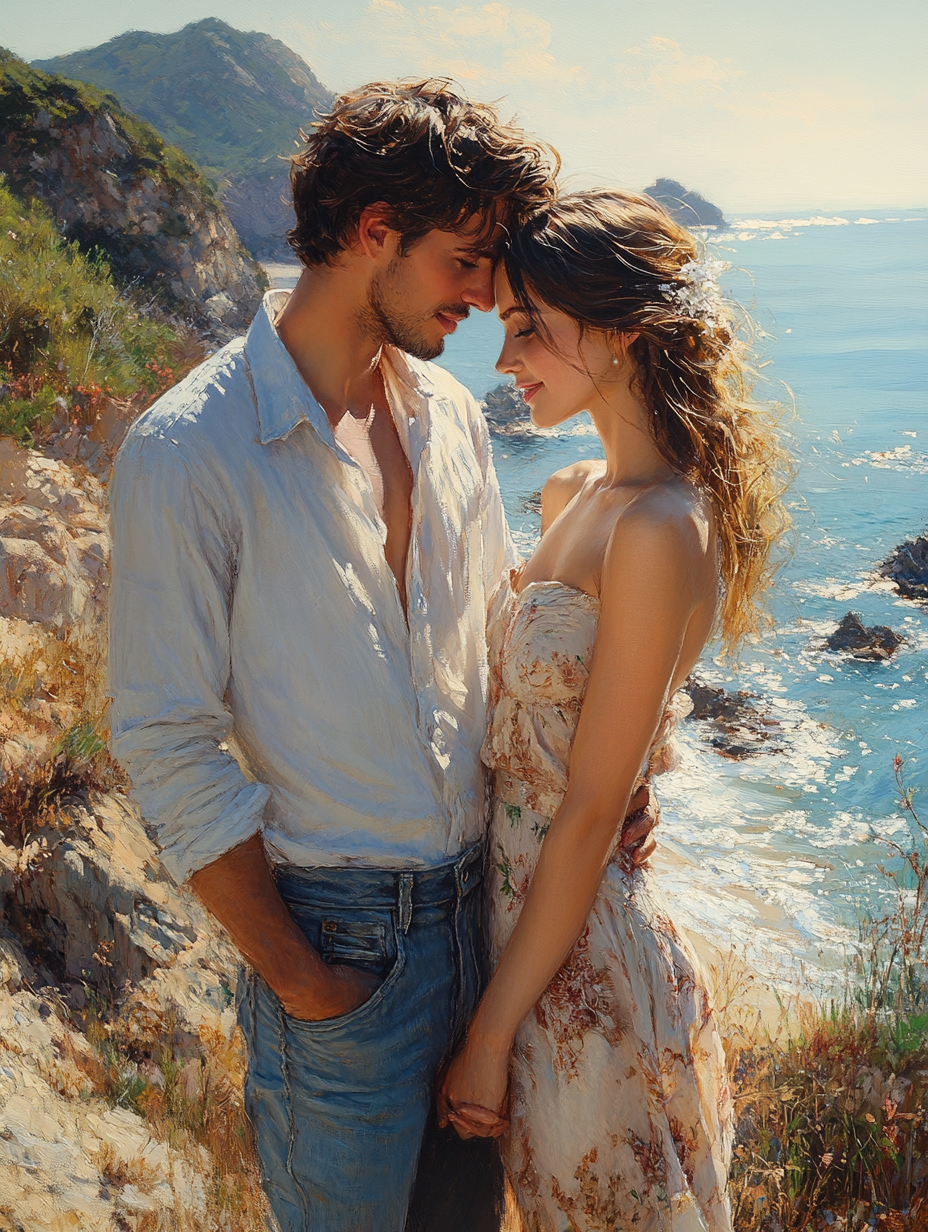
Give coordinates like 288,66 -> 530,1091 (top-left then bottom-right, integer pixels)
266,210 -> 928,988
442,210 -> 928,989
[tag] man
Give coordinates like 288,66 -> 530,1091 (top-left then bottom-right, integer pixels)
108,80 -> 655,1232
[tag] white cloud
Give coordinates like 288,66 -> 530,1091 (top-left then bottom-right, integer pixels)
356,2 -> 583,86
280,9 -> 927,210
617,36 -> 740,105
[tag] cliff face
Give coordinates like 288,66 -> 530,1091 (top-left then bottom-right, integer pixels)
0,432 -> 268,1229
0,50 -> 266,330
642,178 -> 726,229
35,18 -> 336,259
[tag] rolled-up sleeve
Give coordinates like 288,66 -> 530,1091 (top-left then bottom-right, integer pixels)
108,432 -> 270,884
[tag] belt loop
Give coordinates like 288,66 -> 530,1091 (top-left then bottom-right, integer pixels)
398,873 -> 413,933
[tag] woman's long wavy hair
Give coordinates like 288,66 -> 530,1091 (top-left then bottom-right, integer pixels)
503,189 -> 792,655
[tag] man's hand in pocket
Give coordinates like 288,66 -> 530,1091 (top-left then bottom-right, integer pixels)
282,964 -> 381,1022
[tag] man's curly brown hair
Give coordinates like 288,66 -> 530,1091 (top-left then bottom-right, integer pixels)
287,79 -> 559,267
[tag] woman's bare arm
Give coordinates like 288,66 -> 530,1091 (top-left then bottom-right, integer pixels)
439,500 -> 714,1132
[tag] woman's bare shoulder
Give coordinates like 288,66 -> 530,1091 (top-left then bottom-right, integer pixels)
603,480 -> 716,587
541,460 -> 605,527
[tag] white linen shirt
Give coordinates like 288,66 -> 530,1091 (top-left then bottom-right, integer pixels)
108,290 -> 515,884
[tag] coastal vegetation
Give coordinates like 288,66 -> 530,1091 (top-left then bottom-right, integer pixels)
0,177 -> 201,447
0,48 -> 265,325
723,758 -> 928,1231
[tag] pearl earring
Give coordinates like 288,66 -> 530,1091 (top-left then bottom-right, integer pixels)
612,354 -> 619,366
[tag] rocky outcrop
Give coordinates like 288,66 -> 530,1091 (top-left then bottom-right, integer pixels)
879,535 -> 928,601
682,676 -> 784,759
3,792 -> 236,1027
0,50 -> 265,330
0,439 -> 108,644
35,18 -> 336,261
0,797 -> 262,1232
0,434 -> 267,1229
642,178 -> 726,229
480,382 -> 531,435
825,612 -> 905,661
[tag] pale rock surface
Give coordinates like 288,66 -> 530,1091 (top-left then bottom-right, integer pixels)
0,795 -> 248,1230
0,974 -> 212,1230
0,439 -> 108,643
0,439 -> 264,1229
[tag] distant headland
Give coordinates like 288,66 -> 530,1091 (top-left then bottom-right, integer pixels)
641,178 -> 726,228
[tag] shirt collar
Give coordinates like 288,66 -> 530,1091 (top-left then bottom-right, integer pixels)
244,290 -> 436,448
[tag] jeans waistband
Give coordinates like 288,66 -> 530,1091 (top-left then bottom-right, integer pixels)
274,840 -> 485,918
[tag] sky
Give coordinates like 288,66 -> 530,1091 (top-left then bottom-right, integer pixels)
3,0 -> 926,212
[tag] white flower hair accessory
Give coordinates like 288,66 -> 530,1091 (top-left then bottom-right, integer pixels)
659,257 -> 730,332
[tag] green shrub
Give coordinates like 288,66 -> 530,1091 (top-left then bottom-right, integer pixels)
0,177 -> 200,445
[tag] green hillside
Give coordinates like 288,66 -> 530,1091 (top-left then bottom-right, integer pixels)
0,48 -> 264,331
34,18 -> 334,186
0,47 -> 212,207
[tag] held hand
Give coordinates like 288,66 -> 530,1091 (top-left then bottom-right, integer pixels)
619,781 -> 660,868
437,1038 -> 510,1140
280,963 -> 381,1023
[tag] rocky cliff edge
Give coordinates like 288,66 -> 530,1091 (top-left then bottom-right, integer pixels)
0,437 -> 268,1229
0,49 -> 266,334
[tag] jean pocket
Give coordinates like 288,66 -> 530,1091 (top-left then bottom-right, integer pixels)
284,914 -> 406,1036
320,918 -> 388,972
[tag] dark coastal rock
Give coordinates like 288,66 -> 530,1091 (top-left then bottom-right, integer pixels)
682,676 -> 783,759
878,535 -> 928,600
480,383 -> 531,435
641,178 -> 726,229
825,612 -> 905,661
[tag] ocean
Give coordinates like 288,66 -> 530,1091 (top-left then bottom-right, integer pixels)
263,207 -> 928,991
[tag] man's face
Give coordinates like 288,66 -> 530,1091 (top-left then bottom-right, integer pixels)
364,220 -> 497,360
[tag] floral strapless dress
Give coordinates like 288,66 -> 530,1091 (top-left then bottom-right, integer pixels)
481,578 -> 733,1232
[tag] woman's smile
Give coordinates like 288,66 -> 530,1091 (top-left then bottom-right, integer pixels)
517,380 -> 544,402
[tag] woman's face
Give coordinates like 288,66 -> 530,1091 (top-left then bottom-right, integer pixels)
494,269 -> 616,429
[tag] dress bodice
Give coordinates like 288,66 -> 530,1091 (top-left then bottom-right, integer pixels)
481,575 -> 602,818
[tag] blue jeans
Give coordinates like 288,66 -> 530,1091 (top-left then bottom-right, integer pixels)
237,842 -> 499,1232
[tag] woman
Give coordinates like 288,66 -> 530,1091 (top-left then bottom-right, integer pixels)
437,190 -> 789,1231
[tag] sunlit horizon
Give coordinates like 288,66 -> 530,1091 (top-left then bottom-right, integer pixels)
5,0 -> 926,213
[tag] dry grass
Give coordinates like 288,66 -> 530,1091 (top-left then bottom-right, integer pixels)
75,993 -> 270,1232
0,636 -> 126,848
91,1140 -> 161,1194
726,1004 -> 928,1231
724,757 -> 928,1232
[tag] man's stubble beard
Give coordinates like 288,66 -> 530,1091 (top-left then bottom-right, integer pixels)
362,257 -> 465,362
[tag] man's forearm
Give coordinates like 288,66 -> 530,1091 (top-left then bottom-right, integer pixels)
189,833 -> 329,1008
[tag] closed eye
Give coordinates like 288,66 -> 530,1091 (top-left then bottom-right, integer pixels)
515,326 -> 535,338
